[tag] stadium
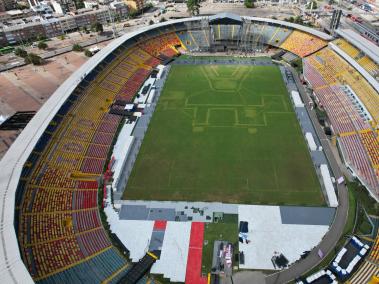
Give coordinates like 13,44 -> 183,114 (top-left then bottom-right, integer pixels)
0,12 -> 378,284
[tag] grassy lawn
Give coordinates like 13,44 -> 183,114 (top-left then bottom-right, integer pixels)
305,185 -> 357,276
123,64 -> 324,205
201,215 -> 239,275
348,180 -> 378,215
304,178 -> 378,277
348,180 -> 377,235
178,55 -> 272,61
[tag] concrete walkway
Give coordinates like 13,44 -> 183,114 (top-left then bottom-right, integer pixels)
0,34 -> 114,72
2,72 -> 44,104
264,64 -> 349,283
231,271 -> 266,284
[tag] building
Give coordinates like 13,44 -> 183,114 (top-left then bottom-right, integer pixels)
83,0 -> 99,9
74,7 -> 104,28
30,2 -> 54,13
51,0 -> 64,14
3,9 -> 35,20
42,18 -> 63,38
110,1 -> 128,21
124,0 -> 145,11
0,5 -> 128,45
0,0 -> 16,11
98,0 -> 113,4
57,14 -> 76,31
0,1 -> 5,12
0,29 -> 7,46
27,0 -> 40,8
51,0 -> 76,14
2,21 -> 45,44
211,0 -> 298,4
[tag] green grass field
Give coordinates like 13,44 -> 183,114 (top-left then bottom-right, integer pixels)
201,214 -> 238,274
123,64 -> 324,205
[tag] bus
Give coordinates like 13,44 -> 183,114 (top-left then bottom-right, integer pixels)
0,46 -> 15,55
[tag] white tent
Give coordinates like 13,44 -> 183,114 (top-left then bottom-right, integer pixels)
150,222 -> 191,282
305,132 -> 317,151
111,121 -> 136,190
320,164 -> 338,207
291,91 -> 304,107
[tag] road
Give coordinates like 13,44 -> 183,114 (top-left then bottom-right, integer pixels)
0,33 -> 114,72
265,65 -> 349,284
162,3 -> 297,19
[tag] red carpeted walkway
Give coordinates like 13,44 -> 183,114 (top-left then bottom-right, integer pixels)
185,222 -> 208,284
153,220 -> 167,231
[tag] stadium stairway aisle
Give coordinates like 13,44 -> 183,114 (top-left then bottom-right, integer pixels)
15,31 -> 182,284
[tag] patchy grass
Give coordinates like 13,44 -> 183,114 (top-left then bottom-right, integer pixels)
123,64 -> 323,206
201,215 -> 238,274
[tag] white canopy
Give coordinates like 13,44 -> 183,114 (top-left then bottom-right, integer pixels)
111,121 -> 136,190
305,132 -> 317,151
320,164 -> 338,207
291,91 -> 304,107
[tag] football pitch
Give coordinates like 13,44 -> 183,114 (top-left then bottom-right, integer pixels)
123,64 -> 325,206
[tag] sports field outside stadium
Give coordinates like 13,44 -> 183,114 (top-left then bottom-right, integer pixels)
123,63 -> 324,206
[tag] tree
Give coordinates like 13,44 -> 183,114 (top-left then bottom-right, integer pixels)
324,126 -> 332,136
91,22 -> 103,34
145,2 -> 153,9
149,19 -> 154,25
306,1 -> 317,9
244,0 -> 254,8
128,8 -> 138,19
72,44 -> 83,52
159,17 -> 167,23
84,49 -> 93,57
286,16 -> 295,23
80,26 -> 90,34
16,3 -> 28,9
294,16 -> 305,24
74,0 -> 84,9
25,53 -> 43,65
37,34 -> 47,41
37,41 -> 48,50
187,0 -> 200,16
14,48 -> 28,58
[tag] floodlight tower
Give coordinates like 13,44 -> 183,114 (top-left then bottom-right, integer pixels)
330,9 -> 342,35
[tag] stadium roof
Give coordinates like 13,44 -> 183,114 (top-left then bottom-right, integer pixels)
0,16 -> 202,284
245,16 -> 333,41
209,13 -> 242,25
329,42 -> 379,94
336,28 -> 379,65
0,15 -> 333,283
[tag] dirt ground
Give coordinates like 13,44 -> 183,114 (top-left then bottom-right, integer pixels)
0,40 -> 111,160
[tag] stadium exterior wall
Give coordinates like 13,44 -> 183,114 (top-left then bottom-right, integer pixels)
0,15 -> 332,283
245,16 -> 333,41
336,137 -> 379,203
329,42 -> 379,94
336,28 -> 379,65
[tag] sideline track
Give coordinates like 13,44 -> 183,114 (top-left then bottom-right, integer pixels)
265,64 -> 349,284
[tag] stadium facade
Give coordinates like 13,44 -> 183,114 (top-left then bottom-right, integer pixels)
0,13 -> 378,284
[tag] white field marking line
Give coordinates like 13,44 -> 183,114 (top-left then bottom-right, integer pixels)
182,107 -> 196,120
236,67 -> 252,92
184,89 -> 209,108
188,106 -> 268,128
272,161 -> 280,190
206,107 -> 238,126
167,160 -> 175,187
200,66 -> 216,92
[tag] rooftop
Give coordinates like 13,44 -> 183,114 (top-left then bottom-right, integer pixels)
337,28 -> 379,65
